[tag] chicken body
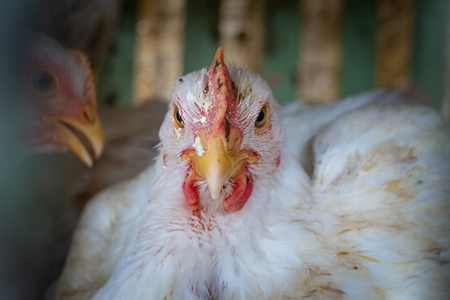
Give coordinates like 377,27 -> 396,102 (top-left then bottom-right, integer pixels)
74,100 -> 167,209
23,100 -> 165,300
19,33 -> 165,299
54,49 -> 450,299
13,31 -> 106,299
279,88 -> 432,173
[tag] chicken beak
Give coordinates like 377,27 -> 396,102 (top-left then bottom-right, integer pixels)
194,137 -> 232,199
187,132 -> 258,200
45,101 -> 104,167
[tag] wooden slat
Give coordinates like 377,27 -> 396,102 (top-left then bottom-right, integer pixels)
376,0 -> 414,88
218,0 -> 265,73
133,0 -> 186,104
298,0 -> 344,103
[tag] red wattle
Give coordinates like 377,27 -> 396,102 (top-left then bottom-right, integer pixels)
182,170 -> 200,211
224,171 -> 253,212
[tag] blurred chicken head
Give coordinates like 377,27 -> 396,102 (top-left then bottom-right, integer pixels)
21,33 -> 104,167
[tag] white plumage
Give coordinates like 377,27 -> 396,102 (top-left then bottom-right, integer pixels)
53,48 -> 450,299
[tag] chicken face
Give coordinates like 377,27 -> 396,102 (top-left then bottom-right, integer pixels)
21,33 -> 104,167
160,48 -> 283,213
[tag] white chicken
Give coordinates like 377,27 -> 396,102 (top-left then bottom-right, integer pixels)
17,32 -> 164,298
13,31 -> 105,299
279,88 -> 434,173
53,48 -> 450,299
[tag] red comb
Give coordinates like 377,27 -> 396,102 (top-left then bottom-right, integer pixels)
206,47 -> 237,136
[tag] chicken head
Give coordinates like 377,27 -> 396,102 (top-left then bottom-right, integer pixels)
21,33 -> 104,167
160,47 -> 283,213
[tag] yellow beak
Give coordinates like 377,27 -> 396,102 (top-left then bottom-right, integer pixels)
186,131 -> 258,199
46,101 -> 104,167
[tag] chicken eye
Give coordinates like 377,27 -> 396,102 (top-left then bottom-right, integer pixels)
255,105 -> 268,128
173,106 -> 184,129
32,71 -> 58,95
